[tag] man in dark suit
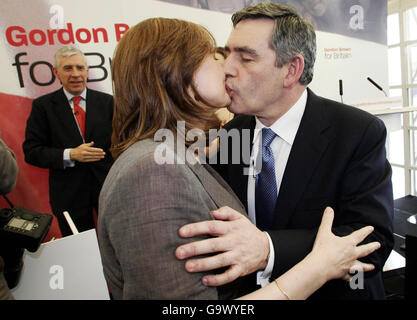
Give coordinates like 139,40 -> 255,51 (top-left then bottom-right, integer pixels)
176,2 -> 394,299
23,46 -> 113,237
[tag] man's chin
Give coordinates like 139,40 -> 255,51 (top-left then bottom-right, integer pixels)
66,86 -> 86,96
226,102 -> 239,115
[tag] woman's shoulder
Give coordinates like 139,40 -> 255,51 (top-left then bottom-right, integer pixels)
105,139 -> 197,189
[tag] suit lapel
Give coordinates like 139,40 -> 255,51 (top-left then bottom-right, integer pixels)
274,89 -> 332,229
227,116 -> 256,209
85,88 -> 98,141
52,88 -> 84,145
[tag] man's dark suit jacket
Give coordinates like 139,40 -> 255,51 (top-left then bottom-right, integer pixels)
23,87 -> 114,215
215,89 -> 394,299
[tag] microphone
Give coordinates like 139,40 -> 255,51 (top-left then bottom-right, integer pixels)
367,77 -> 388,97
339,79 -> 344,103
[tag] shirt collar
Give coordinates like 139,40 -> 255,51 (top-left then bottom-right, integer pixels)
63,88 -> 87,102
254,89 -> 307,146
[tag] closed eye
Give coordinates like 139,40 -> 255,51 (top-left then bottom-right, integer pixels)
240,55 -> 254,62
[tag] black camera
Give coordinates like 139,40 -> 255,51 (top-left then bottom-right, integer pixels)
0,206 -> 52,252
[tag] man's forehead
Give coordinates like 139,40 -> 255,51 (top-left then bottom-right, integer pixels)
59,54 -> 87,67
226,18 -> 274,51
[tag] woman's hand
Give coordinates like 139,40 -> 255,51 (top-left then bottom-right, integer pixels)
310,207 -> 381,282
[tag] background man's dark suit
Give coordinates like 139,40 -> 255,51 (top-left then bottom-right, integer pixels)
23,87 -> 114,235
216,89 -> 394,299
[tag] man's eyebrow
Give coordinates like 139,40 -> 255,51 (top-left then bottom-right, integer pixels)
63,64 -> 86,68
225,45 -> 258,57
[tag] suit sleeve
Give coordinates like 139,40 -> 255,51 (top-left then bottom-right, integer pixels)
22,99 -> 65,169
269,117 -> 394,279
0,138 -> 18,195
98,160 -> 219,299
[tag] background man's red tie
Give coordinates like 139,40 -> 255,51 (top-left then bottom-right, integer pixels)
72,96 -> 85,138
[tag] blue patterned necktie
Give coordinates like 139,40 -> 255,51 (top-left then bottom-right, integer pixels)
255,128 -> 277,230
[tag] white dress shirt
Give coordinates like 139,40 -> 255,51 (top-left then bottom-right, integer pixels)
247,89 -> 307,286
63,88 -> 87,167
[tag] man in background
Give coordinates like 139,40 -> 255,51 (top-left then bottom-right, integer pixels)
23,46 -> 113,237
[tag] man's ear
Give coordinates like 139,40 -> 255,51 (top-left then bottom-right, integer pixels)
283,54 -> 304,88
53,67 -> 61,83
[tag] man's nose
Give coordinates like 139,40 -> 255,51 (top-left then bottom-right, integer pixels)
70,67 -> 81,77
224,55 -> 236,78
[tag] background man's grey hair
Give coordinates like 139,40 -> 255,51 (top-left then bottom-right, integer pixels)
231,2 -> 316,85
54,46 -> 87,68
